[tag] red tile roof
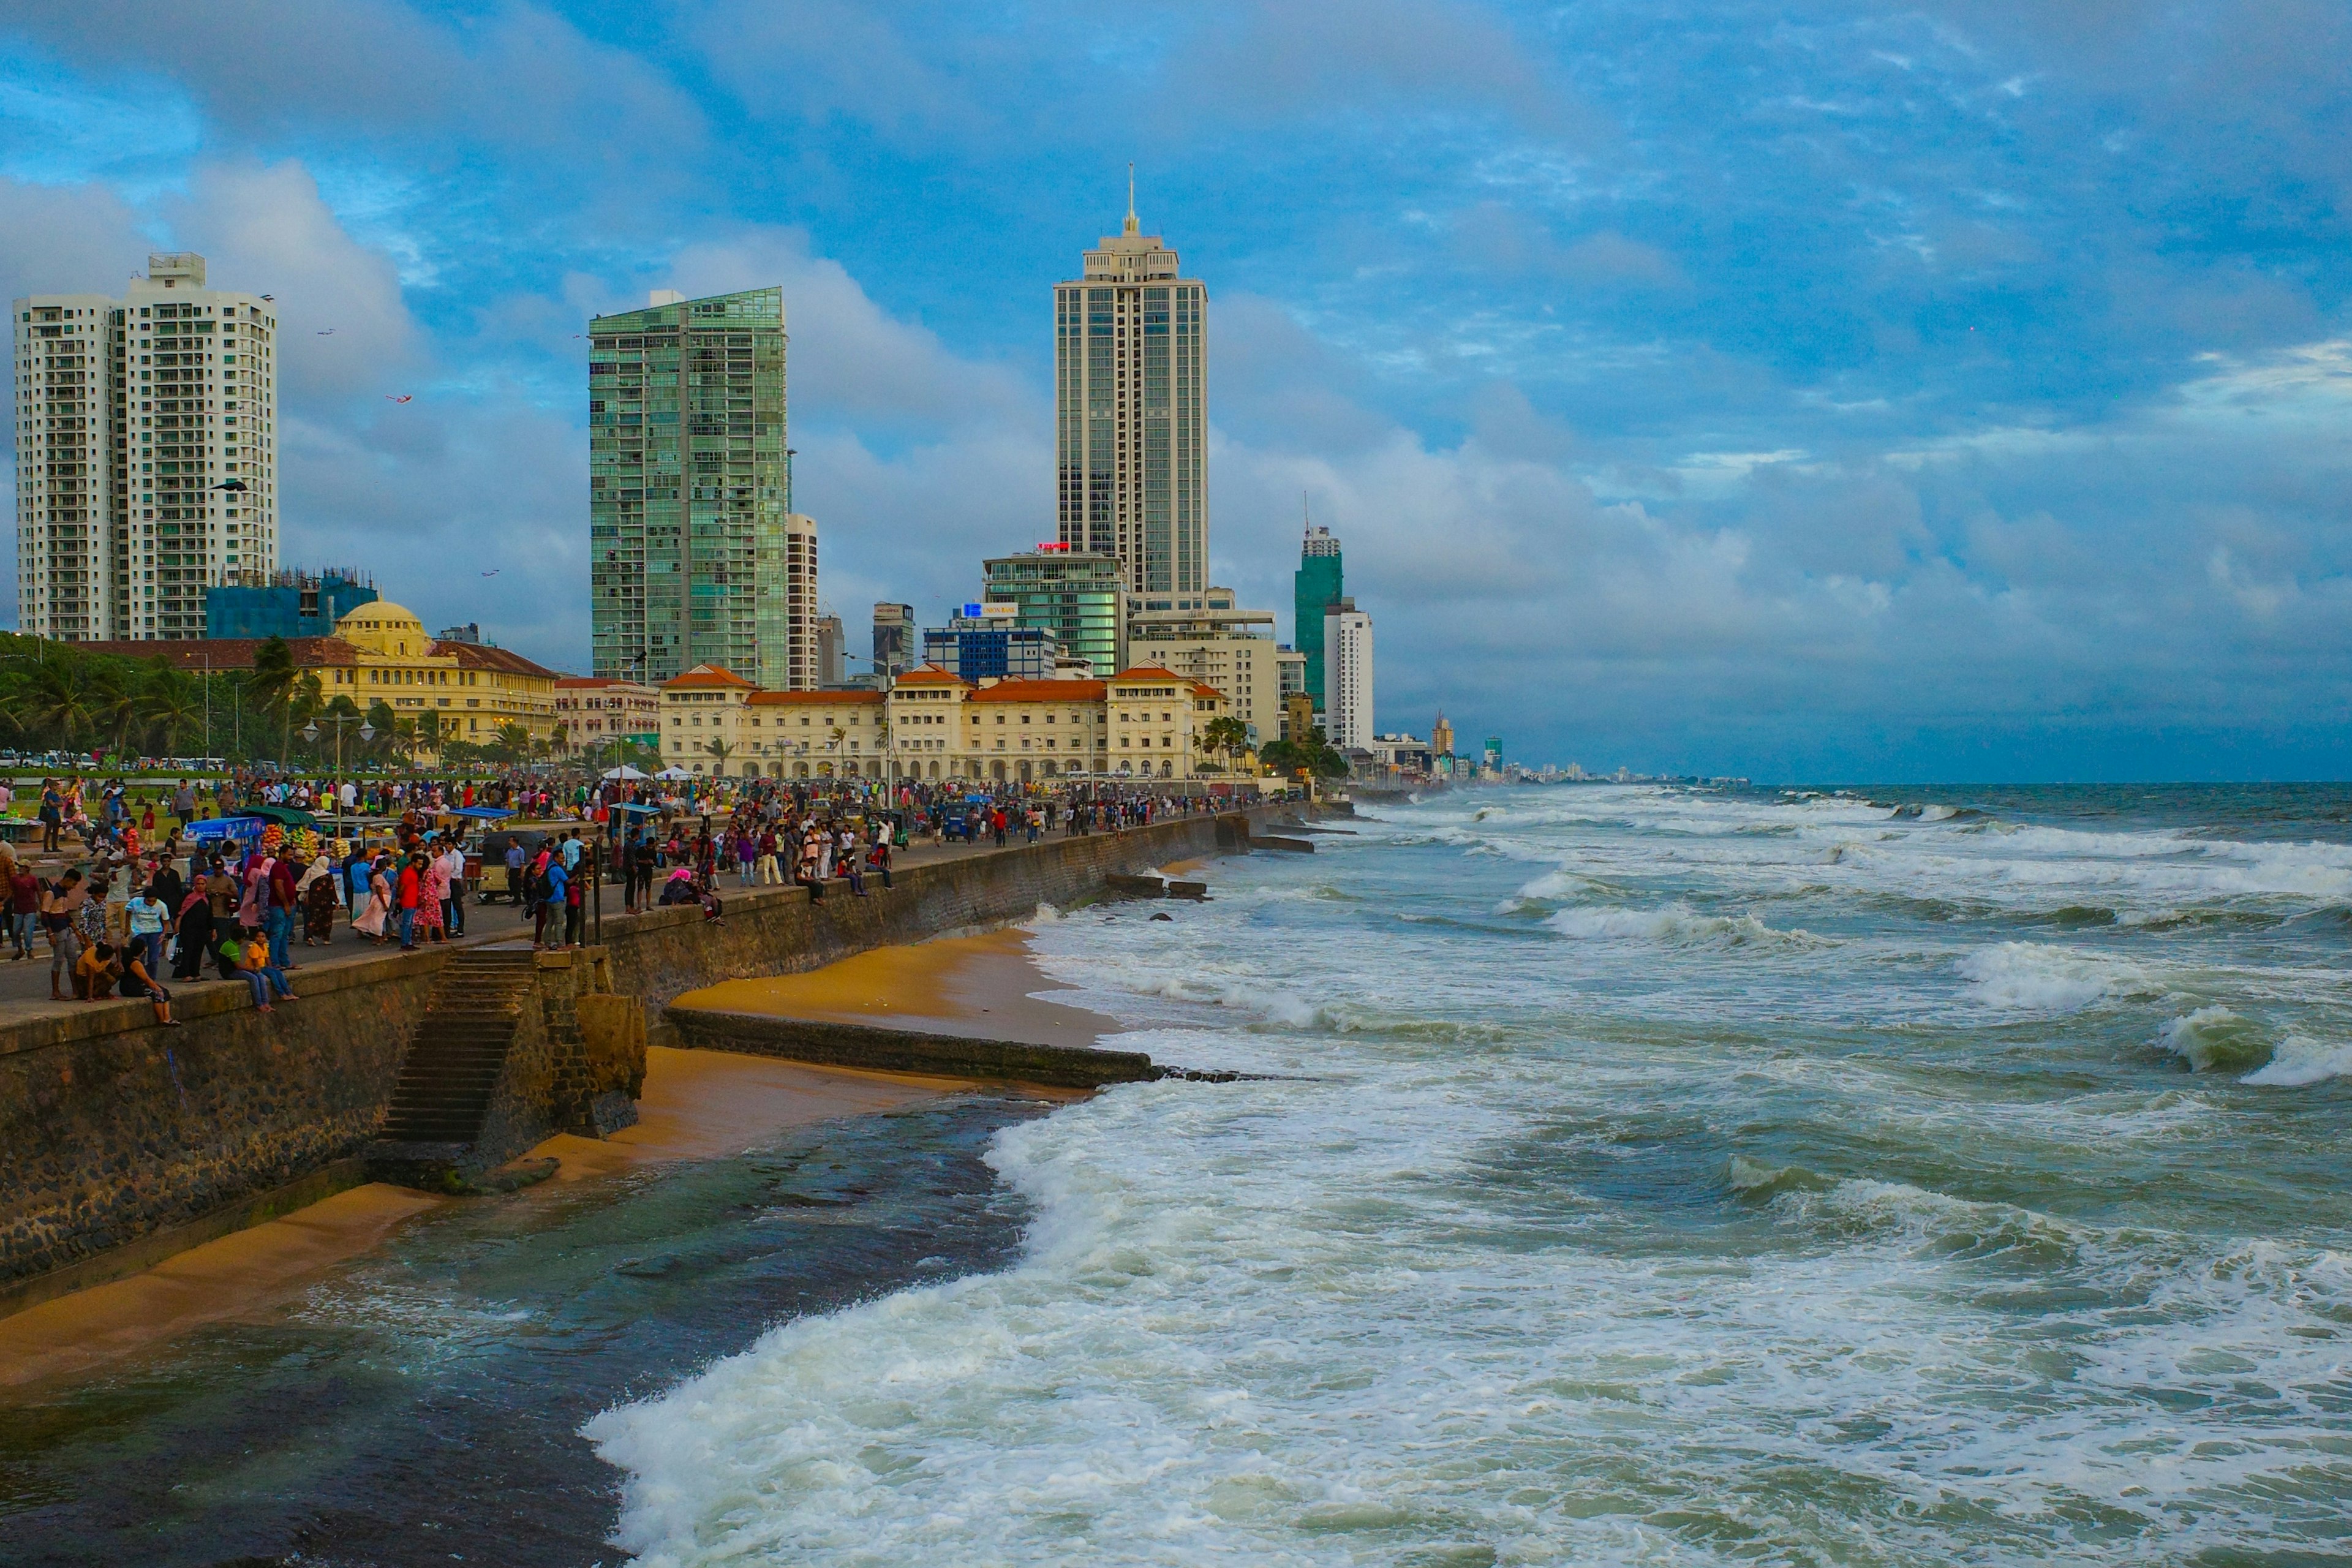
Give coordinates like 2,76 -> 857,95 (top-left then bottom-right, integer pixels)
437,641 -> 559,680
663,663 -> 756,690
890,665 -> 970,687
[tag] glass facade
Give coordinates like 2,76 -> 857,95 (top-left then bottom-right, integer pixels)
205,568 -> 377,639
1054,216 -> 1206,596
1294,525 -> 1344,710
589,287 -> 792,686
982,549 -> 1123,674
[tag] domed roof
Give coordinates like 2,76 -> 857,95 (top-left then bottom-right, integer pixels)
337,600 -> 422,631
337,600 -> 430,656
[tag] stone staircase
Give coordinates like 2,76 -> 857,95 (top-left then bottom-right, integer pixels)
370,944 -> 541,1178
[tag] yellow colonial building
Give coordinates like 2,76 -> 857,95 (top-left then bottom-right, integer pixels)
660,662 -> 1230,784
322,601 -> 560,748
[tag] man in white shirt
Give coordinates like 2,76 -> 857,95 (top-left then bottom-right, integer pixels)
439,841 -> 469,936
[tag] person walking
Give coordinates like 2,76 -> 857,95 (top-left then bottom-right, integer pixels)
506,837 -> 527,913
354,854 -> 392,943
172,778 -> 197,832
537,851 -> 568,949
266,852 -> 300,970
8,861 -> 39,961
301,856 -> 340,947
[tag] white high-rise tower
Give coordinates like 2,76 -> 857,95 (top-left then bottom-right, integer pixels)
11,252 -> 281,640
1054,175 -> 1207,600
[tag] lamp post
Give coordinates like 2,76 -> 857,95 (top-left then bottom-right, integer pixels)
301,713 -> 375,840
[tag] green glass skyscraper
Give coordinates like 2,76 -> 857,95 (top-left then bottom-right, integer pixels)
984,548 -> 1125,674
1294,520 -> 1344,710
589,285 -> 798,687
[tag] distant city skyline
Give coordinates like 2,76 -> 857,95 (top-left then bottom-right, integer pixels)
3,4 -> 2349,778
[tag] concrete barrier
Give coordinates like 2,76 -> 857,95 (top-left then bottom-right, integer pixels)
665,1009 -> 1158,1089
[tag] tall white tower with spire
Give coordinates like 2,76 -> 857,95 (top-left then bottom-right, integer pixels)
1054,174 -> 1208,600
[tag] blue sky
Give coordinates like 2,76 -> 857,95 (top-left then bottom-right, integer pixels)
4,1 -> 2350,781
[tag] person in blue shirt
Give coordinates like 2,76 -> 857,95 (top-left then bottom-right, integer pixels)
538,856 -> 568,950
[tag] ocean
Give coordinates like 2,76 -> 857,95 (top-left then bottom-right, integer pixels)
6,784 -> 2349,1566
594,784 -> 2352,1566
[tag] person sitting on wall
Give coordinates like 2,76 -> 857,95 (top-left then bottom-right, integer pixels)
121,938 -> 177,1027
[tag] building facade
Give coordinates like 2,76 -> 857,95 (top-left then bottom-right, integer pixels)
656,662 -> 1231,785
589,285 -> 799,688
983,547 -> 1123,674
1054,198 -> 1207,597
1125,588 -> 1282,747
13,252 -> 280,641
922,606 -> 1059,682
872,602 -> 914,678
554,676 -> 662,755
1324,598 -> 1374,751
815,612 -> 845,685
205,568 -> 377,640
1294,521 -> 1344,714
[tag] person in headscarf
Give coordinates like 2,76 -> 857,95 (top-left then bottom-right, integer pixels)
301,853 -> 340,946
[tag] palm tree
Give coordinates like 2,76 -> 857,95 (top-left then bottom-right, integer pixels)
93,663 -> 145,759
705,737 -> 735,775
142,664 -> 205,757
24,651 -> 99,750
247,635 -> 298,715
1200,715 -> 1250,775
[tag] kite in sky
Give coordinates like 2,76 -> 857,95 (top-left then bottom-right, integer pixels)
481,569 -> 501,577
385,394 -> 412,403
316,328 -> 334,336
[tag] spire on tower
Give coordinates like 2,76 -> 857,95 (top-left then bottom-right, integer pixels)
1124,162 -> 1139,236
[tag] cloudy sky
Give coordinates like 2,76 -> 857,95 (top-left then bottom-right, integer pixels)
5,1 -> 2350,781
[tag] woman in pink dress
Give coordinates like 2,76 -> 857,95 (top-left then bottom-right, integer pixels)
416,851 -> 448,943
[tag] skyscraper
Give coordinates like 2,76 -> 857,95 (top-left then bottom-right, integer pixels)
1294,519 -> 1344,713
12,252 -> 280,641
589,285 -> 804,687
815,612 -> 845,686
1325,597 -> 1374,752
1054,183 -> 1207,598
872,602 -> 914,678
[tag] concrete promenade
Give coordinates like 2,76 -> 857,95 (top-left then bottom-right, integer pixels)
0,816 -> 1163,1033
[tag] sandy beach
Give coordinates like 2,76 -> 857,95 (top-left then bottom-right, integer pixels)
674,924 -> 1120,1050
0,925 -> 1095,1386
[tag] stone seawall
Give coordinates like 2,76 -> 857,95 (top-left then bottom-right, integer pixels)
0,807 -> 1286,1312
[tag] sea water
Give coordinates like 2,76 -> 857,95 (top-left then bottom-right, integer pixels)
592,785 -> 2352,1566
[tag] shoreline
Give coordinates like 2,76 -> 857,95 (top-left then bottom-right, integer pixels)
0,924 -> 1099,1386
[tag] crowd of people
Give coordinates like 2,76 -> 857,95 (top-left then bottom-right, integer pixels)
0,766 -> 1275,1022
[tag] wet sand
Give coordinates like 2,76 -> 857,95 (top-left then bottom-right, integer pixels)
0,927 -> 1096,1385
676,925 -> 1118,1050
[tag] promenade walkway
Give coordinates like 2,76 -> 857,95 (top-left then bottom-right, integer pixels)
0,816 -> 1205,1034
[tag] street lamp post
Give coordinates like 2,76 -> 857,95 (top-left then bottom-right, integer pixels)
301,713 -> 375,840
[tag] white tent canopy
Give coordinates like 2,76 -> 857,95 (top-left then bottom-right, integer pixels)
601,764 -> 649,781
654,766 -> 694,780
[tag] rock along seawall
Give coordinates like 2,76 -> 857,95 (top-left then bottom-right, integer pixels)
0,806 -> 1289,1313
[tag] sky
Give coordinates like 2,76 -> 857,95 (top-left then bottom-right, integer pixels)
4,1 -> 2350,783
